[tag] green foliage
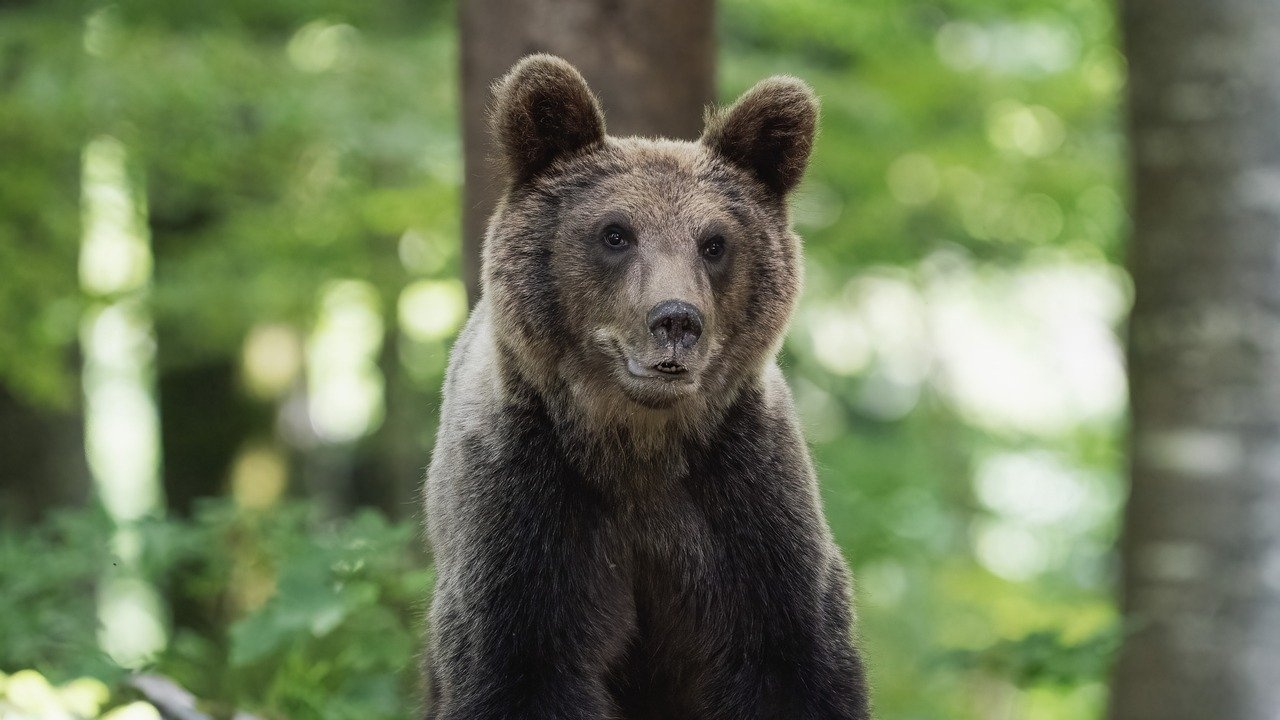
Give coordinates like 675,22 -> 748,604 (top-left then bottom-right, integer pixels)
0,10 -> 89,406
2,502 -> 1122,719
0,503 -> 429,720
940,627 -> 1121,687
161,503 -> 429,720
0,0 -> 459,399
0,507 -> 118,683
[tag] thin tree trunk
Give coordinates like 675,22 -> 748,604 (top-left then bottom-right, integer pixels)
352,330 -> 429,519
154,356 -> 269,516
148,205 -> 272,517
458,0 -> 716,304
1111,1 -> 1280,718
0,385 -> 89,524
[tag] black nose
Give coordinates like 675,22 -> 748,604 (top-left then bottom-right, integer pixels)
647,299 -> 704,348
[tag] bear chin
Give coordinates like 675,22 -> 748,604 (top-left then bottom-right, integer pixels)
616,375 -> 698,409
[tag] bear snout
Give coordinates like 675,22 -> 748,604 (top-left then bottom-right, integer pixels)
646,299 -> 704,349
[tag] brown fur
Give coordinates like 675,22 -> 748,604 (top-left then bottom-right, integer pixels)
424,56 -> 868,719
701,76 -> 819,194
491,54 -> 607,184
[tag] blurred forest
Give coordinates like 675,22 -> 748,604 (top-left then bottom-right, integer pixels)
0,0 -> 1132,718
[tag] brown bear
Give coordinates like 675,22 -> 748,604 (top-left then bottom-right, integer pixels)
424,54 -> 870,719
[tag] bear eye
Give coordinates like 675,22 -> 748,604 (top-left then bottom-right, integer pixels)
601,224 -> 629,250
701,236 -> 726,260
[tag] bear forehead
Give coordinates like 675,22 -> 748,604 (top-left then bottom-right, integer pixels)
531,137 -> 773,230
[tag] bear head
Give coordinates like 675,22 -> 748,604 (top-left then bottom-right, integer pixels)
482,54 -> 817,428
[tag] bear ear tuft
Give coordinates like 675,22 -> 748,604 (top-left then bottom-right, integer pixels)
701,77 -> 818,195
491,54 -> 606,184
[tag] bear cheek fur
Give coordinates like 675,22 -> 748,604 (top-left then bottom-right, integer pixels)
698,171 -> 803,399
481,181 -> 618,399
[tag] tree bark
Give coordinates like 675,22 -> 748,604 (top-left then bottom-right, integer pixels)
1111,1 -> 1280,718
154,356 -> 270,516
458,0 -> 716,305
0,384 -> 90,525
351,330 -> 430,520
147,207 -> 273,517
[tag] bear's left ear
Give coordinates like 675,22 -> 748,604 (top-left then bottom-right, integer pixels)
701,77 -> 818,195
491,54 -> 606,185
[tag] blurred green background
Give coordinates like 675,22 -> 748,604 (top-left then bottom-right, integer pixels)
0,0 -> 1126,718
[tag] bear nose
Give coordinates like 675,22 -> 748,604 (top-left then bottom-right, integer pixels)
647,299 -> 704,348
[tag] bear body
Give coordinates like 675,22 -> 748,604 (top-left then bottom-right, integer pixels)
424,56 -> 870,719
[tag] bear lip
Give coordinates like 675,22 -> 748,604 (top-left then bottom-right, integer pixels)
624,355 -> 690,382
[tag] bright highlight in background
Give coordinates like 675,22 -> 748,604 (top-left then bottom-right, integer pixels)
242,323 -> 304,399
79,135 -> 166,668
398,279 -> 467,342
80,136 -> 150,296
307,280 -> 385,442
81,303 -> 160,522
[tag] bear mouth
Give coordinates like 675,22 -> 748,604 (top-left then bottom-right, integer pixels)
625,355 -> 690,380
597,336 -> 700,408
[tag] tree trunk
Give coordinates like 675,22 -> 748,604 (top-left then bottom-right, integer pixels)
148,210 -> 272,517
0,384 -> 90,525
458,0 -> 716,304
351,330 -> 430,520
1111,1 -> 1280,718
154,356 -> 270,516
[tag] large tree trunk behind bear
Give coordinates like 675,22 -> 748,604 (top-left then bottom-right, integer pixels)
458,0 -> 716,305
1110,1 -> 1280,718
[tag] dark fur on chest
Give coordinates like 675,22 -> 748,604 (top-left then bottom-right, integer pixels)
425,385 -> 869,719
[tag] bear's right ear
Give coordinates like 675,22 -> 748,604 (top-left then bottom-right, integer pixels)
490,54 -> 606,185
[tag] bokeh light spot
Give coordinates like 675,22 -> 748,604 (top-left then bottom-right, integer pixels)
399,279 -> 468,342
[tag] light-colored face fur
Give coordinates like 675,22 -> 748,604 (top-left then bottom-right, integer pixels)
481,55 -> 818,446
